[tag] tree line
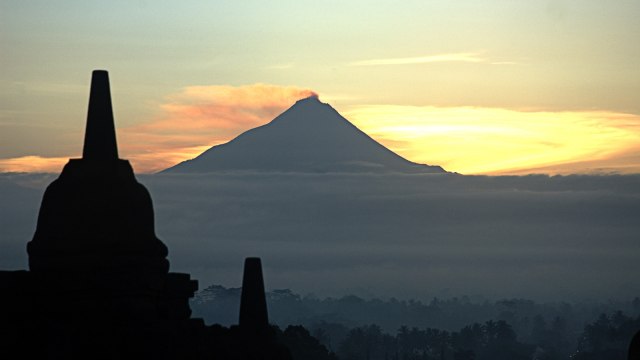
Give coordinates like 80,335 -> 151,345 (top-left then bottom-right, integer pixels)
192,285 -> 640,359
278,311 -> 639,360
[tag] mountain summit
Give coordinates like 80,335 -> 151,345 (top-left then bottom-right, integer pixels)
162,96 -> 445,174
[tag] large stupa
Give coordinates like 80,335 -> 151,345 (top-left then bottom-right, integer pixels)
27,70 -> 170,280
0,70 -> 290,360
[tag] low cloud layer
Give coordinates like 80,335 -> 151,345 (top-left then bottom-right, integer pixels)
3,172 -> 638,301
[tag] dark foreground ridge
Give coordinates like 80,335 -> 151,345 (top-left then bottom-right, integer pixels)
0,71 -> 291,360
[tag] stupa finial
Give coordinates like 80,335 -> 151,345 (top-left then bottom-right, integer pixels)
82,70 -> 119,161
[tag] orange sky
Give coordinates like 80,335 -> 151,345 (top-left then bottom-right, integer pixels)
1,84 -> 639,175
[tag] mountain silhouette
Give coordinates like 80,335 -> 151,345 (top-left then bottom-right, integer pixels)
163,96 -> 445,173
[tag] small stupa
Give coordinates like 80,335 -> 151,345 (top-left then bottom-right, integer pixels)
239,257 -> 269,333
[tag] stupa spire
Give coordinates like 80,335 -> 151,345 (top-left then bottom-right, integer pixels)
82,70 -> 119,161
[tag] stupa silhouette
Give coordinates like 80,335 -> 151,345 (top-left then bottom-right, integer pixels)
0,70 -> 290,360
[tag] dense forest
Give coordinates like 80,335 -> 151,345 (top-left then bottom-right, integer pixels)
193,285 -> 640,360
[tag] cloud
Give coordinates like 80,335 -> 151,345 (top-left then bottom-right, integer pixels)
4,171 -> 639,301
3,84 -> 638,176
119,84 -> 318,173
349,52 -> 488,66
140,172 -> 640,300
0,155 -> 69,173
491,143 -> 640,175
117,94 -> 640,175
343,105 -> 640,175
0,84 -> 318,174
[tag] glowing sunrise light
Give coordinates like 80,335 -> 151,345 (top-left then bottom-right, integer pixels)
2,82 -> 639,176
344,106 -> 640,175
0,156 -> 70,173
122,145 -> 214,174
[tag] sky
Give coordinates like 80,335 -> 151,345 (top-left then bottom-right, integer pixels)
1,0 -> 640,174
